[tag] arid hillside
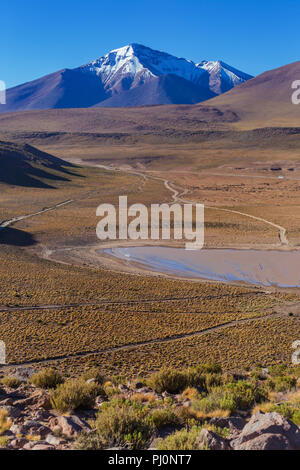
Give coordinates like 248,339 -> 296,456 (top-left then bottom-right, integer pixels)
205,61 -> 300,129
0,141 -> 76,187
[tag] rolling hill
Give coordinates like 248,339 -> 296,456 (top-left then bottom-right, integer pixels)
0,140 -> 76,187
205,60 -> 300,129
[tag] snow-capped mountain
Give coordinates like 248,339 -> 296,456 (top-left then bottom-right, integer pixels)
1,44 -> 253,112
196,60 -> 253,94
79,44 -> 209,91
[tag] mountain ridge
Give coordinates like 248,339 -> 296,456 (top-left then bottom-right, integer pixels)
0,44 -> 252,112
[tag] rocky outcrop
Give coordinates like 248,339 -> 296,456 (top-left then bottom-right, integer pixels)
49,415 -> 91,438
231,412 -> 300,450
198,429 -> 231,450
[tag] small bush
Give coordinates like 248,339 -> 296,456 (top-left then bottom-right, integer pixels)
204,373 -> 223,391
268,365 -> 289,377
0,436 -> 9,448
148,365 -> 223,395
184,368 -> 206,390
1,376 -> 22,389
268,402 -> 300,426
182,387 -> 200,401
131,393 -> 156,403
103,383 -> 118,397
151,408 -> 180,429
197,362 -> 222,375
50,379 -> 101,412
193,381 -> 267,415
81,367 -> 105,385
96,402 -> 153,449
73,432 -> 104,450
30,368 -> 64,389
175,406 -> 199,426
148,369 -> 189,394
267,376 -> 297,393
0,410 -> 11,435
157,426 -> 204,450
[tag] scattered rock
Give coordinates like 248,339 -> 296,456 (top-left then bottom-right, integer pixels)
46,434 -> 65,446
95,396 -> 106,407
31,443 -> 55,451
210,416 -> 246,439
9,438 -> 28,449
135,387 -> 153,394
23,442 -> 37,450
231,412 -> 300,450
13,390 -> 50,410
234,433 -> 291,450
1,405 -> 22,419
51,415 -> 91,438
0,398 -> 13,406
12,367 -> 38,382
86,378 -> 97,385
182,400 -> 191,408
198,429 -> 231,450
10,423 -> 26,435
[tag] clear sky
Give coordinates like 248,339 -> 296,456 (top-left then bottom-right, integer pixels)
1,0 -> 299,88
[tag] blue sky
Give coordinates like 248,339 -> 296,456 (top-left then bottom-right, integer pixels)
1,0 -> 299,88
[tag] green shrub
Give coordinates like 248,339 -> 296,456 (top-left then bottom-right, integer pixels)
30,368 -> 64,389
196,362 -> 222,375
204,373 -> 223,391
223,381 -> 267,410
157,426 -> 204,450
50,379 -> 101,412
73,432 -> 104,450
268,365 -> 289,377
267,376 -> 297,393
81,367 -> 105,385
175,406 -> 199,427
0,436 -> 10,448
209,424 -> 230,439
96,402 -> 153,449
1,376 -> 22,389
148,368 -> 189,394
185,368 -> 206,390
292,410 -> 300,425
0,410 -> 11,435
268,403 -> 300,426
193,381 -> 267,414
151,408 -> 180,429
148,365 -> 223,395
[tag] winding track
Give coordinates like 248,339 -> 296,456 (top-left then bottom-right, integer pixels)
0,291 -> 263,313
7,310 -> 285,367
0,199 -> 73,232
94,163 -> 289,246
180,199 -> 289,246
0,162 -> 291,367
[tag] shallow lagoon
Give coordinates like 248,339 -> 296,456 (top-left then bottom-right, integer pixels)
102,246 -> 300,288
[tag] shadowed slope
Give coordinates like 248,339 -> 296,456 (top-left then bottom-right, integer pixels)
0,140 -> 78,187
96,74 -> 216,107
0,69 -> 107,112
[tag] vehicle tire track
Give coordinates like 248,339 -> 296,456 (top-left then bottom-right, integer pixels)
6,311 -> 285,367
0,291 -> 263,313
0,199 -> 73,232
95,164 -> 289,246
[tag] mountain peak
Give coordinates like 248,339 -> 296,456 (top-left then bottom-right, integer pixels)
196,60 -> 253,94
1,44 -> 253,112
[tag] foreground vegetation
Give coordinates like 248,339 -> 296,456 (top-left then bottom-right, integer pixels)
1,362 -> 299,450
